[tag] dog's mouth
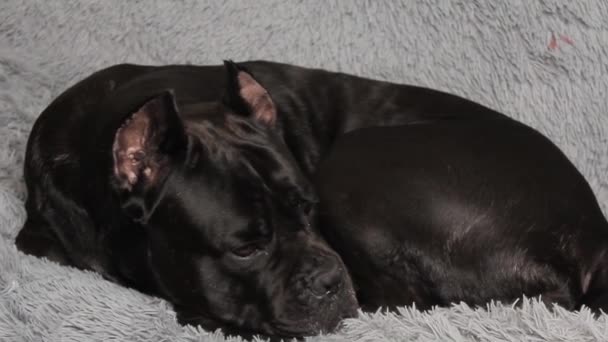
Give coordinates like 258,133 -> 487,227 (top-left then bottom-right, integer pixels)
267,285 -> 360,337
175,285 -> 359,339
268,311 -> 358,338
268,258 -> 361,337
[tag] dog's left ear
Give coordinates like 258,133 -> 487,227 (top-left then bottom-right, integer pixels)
223,60 -> 277,126
112,91 -> 187,223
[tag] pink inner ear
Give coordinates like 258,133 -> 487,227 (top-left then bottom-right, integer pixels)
237,72 -> 277,126
112,109 -> 151,190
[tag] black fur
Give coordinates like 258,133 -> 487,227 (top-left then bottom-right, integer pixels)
15,60 -> 608,339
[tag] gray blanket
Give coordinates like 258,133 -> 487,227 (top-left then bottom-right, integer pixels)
1,1 -> 607,341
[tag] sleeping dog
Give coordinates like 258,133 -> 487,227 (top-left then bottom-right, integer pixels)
15,60 -> 608,338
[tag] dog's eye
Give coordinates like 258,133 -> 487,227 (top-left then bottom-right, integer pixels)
299,201 -> 314,216
232,243 -> 263,258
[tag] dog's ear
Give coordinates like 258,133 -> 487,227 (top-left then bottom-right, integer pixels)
112,91 -> 187,222
223,60 -> 277,126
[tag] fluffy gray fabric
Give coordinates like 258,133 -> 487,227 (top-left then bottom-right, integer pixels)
1,1 -> 607,341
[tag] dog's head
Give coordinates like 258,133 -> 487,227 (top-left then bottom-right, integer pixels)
108,61 -> 358,337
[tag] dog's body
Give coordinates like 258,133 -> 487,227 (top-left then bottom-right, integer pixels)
15,61 -> 608,338
316,121 -> 608,312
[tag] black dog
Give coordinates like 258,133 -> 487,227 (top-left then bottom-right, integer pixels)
15,60 -> 608,338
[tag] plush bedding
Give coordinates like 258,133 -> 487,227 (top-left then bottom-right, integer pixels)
1,1 -> 607,341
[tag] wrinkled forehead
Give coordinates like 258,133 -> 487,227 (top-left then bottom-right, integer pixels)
184,117 -> 316,207
157,167 -> 262,248
182,104 -> 271,155
179,102 -> 225,121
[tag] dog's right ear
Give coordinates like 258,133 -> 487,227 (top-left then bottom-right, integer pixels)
112,91 -> 187,222
223,60 -> 277,127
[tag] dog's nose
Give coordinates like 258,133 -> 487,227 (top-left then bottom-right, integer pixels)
311,257 -> 344,297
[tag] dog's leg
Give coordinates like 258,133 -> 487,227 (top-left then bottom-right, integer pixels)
15,208 -> 71,266
581,292 -> 608,315
537,286 -> 577,310
579,249 -> 608,315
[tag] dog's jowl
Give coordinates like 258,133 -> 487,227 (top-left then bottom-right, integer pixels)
15,60 -> 608,338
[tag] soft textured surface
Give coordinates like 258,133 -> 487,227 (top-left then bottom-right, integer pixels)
1,1 -> 608,341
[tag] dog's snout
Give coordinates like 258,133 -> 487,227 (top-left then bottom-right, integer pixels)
310,257 -> 344,297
